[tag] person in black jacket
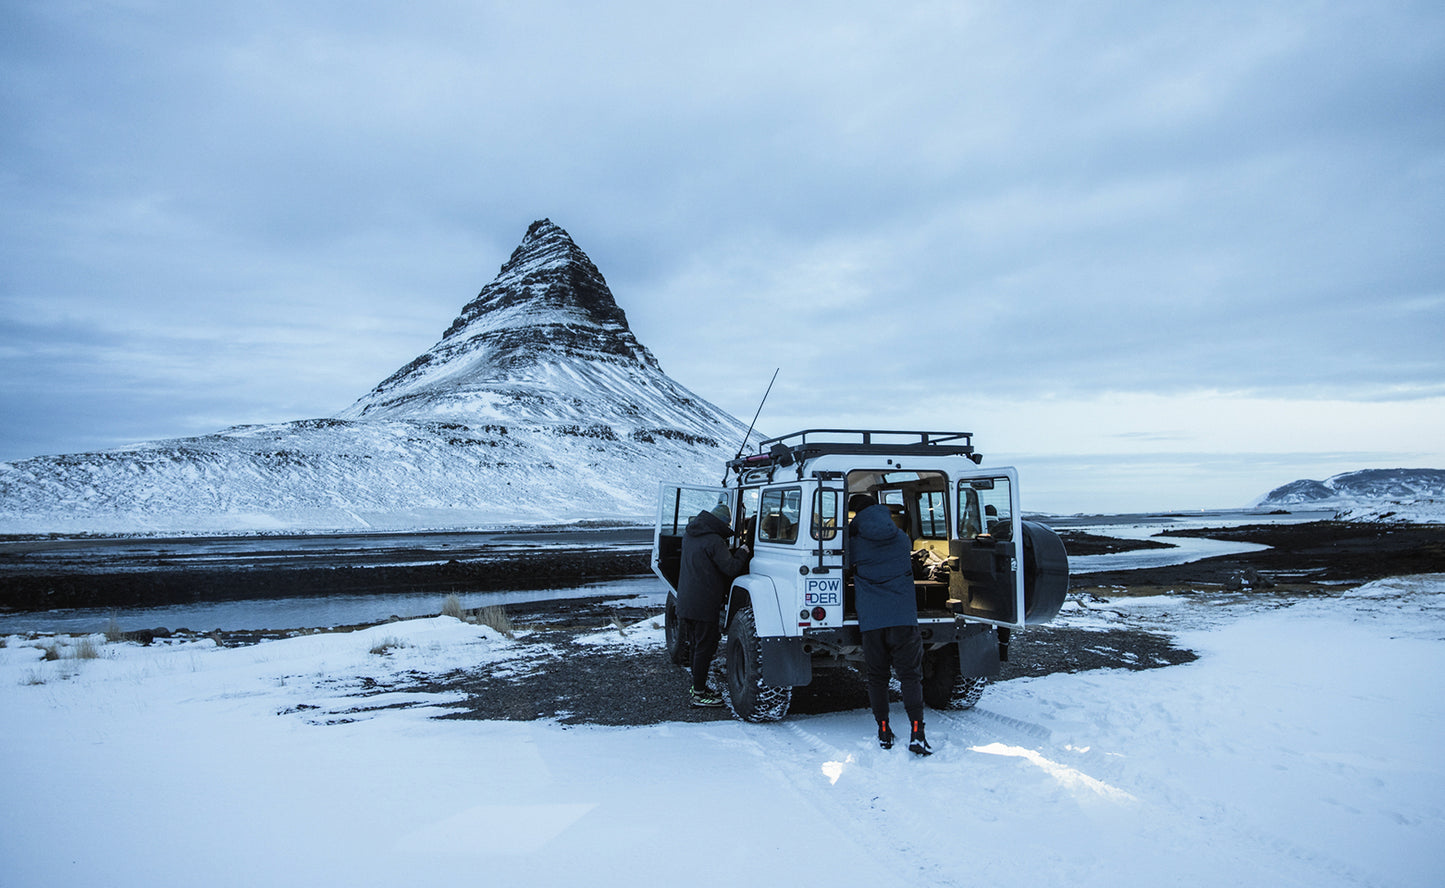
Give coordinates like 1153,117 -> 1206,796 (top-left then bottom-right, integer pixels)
676,503 -> 751,707
848,493 -> 931,754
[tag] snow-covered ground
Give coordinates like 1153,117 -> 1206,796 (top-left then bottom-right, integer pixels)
1333,498 -> 1445,524
3,577 -> 1443,887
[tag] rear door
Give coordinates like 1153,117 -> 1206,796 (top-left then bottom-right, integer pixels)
652,484 -> 734,593
798,479 -> 846,631
950,468 -> 1025,627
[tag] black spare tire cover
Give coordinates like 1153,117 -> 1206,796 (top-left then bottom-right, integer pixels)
1021,520 -> 1069,624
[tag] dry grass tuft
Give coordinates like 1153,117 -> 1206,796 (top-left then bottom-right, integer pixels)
104,617 -> 125,643
476,605 -> 514,639
440,594 -> 464,620
369,636 -> 407,655
34,637 -> 104,666
72,637 -> 101,660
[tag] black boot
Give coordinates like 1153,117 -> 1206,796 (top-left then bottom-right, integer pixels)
877,718 -> 895,749
909,719 -> 932,756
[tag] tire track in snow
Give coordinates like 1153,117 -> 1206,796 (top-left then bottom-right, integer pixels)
734,716 -> 1002,884
960,705 -> 1056,743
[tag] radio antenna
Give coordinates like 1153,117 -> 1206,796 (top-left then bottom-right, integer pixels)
724,368 -> 779,485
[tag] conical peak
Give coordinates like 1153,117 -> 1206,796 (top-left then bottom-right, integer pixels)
442,219 -> 629,341
338,218 -> 746,430
527,218 -> 560,239
498,218 -> 594,282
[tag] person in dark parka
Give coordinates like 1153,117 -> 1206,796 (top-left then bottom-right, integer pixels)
847,493 -> 931,754
676,503 -> 751,707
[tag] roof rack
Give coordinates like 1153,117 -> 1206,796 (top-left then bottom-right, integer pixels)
727,429 -> 980,472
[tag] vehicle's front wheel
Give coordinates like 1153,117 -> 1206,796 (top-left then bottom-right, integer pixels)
724,605 -> 792,722
922,644 -> 986,710
665,593 -> 690,667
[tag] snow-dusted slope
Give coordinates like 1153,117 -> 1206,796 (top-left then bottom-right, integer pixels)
0,221 -> 754,535
1257,468 -> 1445,524
339,219 -> 735,441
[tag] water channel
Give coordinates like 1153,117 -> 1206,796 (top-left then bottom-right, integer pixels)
0,510 -> 1328,635
0,576 -> 666,636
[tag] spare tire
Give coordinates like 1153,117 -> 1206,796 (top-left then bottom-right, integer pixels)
1021,521 -> 1069,624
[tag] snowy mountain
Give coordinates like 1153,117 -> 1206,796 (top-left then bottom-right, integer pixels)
1257,468 -> 1445,524
340,219 -> 722,435
0,220 -> 755,535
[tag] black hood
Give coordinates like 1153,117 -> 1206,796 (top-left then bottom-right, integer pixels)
685,509 -> 732,538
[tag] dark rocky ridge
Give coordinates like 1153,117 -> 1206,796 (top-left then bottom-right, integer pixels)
355,219 -> 663,411
444,219 -> 645,347
334,217 -> 748,449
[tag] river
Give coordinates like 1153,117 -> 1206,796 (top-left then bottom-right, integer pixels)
0,576 -> 668,636
0,510 -> 1328,635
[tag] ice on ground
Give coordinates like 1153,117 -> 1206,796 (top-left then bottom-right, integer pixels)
574,613 -> 667,649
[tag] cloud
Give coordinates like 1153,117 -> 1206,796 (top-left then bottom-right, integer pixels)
2,0 -> 1443,507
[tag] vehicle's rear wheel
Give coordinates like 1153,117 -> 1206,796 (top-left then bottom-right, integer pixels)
922,644 -> 986,710
665,593 -> 690,667
724,605 -> 792,722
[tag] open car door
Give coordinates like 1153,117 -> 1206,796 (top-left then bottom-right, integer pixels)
652,483 -> 735,593
950,469 -> 1025,627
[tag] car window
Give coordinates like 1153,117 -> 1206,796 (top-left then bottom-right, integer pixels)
758,487 -> 801,544
812,489 -> 839,540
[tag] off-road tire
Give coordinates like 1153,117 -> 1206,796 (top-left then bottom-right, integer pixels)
664,593 -> 690,667
922,645 -> 987,710
723,605 -> 792,722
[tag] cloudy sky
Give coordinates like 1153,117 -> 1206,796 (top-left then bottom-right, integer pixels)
2,1 -> 1442,513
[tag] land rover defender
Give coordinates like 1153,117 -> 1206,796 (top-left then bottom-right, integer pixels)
652,429 -> 1069,722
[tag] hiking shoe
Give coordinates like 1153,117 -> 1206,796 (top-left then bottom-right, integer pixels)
690,687 -> 725,708
909,719 -> 932,756
878,719 -> 896,750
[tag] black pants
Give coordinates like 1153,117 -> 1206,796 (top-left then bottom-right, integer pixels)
862,624 -> 924,725
680,617 -> 721,693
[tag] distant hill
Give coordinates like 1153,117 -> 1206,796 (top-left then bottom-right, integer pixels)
0,220 -> 756,535
1258,469 -> 1445,523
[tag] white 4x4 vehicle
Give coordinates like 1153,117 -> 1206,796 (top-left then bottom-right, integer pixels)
652,429 -> 1069,722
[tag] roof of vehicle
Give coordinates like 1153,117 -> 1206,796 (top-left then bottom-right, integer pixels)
728,429 -> 983,475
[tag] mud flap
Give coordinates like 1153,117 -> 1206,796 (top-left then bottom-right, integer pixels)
759,638 -> 812,687
957,623 -> 1001,678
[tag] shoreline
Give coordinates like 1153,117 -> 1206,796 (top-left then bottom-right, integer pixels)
0,546 -> 650,613
3,520 -> 1442,618
1072,521 -> 1445,592
5,520 -> 1442,727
